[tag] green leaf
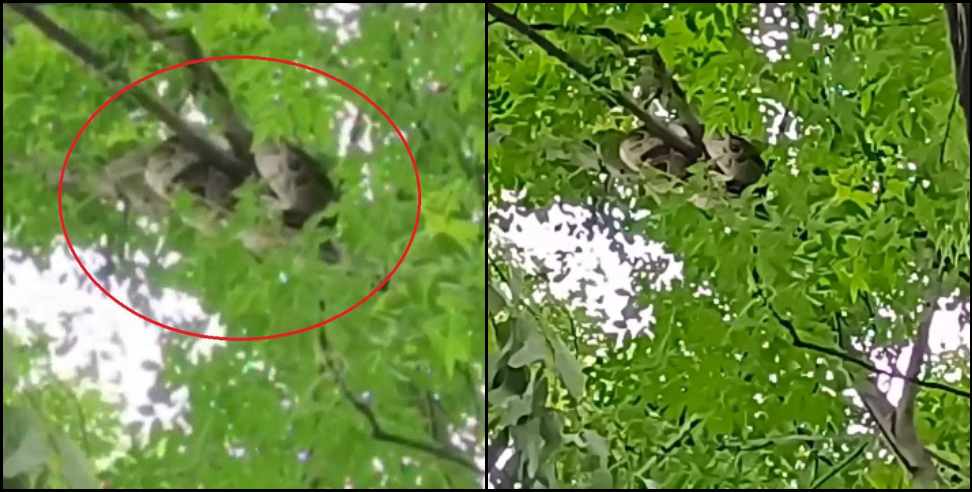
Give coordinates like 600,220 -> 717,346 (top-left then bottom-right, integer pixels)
499,393 -> 534,428
3,408 -> 50,478
53,434 -> 99,489
550,336 -> 586,398
593,129 -> 626,173
704,22 -> 716,43
508,326 -> 550,368
488,283 -> 508,315
589,467 -> 614,488
564,4 -> 577,24
582,430 -> 609,465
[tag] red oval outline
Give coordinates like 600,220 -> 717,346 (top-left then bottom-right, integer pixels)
57,55 -> 422,342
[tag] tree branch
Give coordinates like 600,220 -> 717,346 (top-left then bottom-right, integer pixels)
316,331 -> 478,472
485,3 -> 701,160
945,4 -> 970,132
810,442 -> 867,489
522,22 -> 705,146
8,4 -> 252,181
486,439 -> 505,475
843,291 -> 941,488
658,417 -> 701,456
110,3 -> 254,162
939,93 -> 959,166
489,465 -> 515,489
750,266 -> 970,398
525,22 -> 643,55
888,293 -> 939,486
490,450 -> 523,489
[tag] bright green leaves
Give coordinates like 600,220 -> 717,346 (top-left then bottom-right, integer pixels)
427,310 -> 474,381
562,4 -> 577,24
833,186 -> 877,213
194,3 -> 273,49
422,183 -> 481,250
8,3 -> 484,489
489,2 -> 969,489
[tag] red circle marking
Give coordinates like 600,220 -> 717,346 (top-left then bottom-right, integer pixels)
57,55 -> 422,342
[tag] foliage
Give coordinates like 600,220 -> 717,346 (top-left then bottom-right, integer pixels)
488,3 -> 969,489
3,334 -> 109,489
4,3 -> 483,488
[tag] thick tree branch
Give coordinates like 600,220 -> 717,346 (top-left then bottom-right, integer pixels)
486,438 -> 505,476
9,4 -> 252,181
486,433 -> 515,488
843,292 -> 941,488
317,331 -> 478,472
486,3 -> 701,160
945,4 -> 970,132
110,3 -> 254,162
523,22 -> 705,146
490,450 -> 522,489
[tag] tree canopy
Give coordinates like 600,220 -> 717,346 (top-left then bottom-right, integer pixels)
488,3 -> 969,489
4,3 -> 484,489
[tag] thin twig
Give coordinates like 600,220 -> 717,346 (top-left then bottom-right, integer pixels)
526,22 -> 638,53
488,256 -> 544,322
658,418 -> 701,456
751,267 -> 970,398
810,442 -> 867,489
316,331 -> 478,472
769,298 -> 968,398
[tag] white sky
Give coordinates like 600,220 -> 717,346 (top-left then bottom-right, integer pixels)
2,234 -> 222,467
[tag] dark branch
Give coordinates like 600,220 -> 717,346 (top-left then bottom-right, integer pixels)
751,267 -> 970,398
837,295 -> 941,486
486,439 -> 505,475
9,4 -> 252,181
519,21 -> 704,145
110,3 -> 254,163
317,331 -> 478,472
810,443 -> 866,489
769,299 -> 968,398
526,22 -> 640,54
658,417 -> 702,456
945,4 -> 970,132
490,451 -> 522,489
485,3 -> 701,160
854,377 -> 917,475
